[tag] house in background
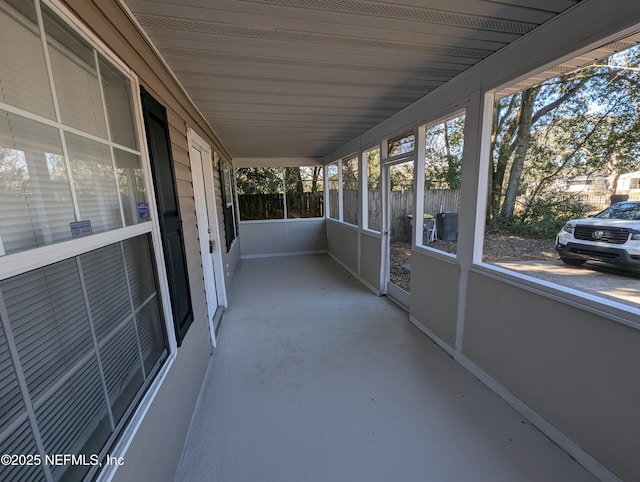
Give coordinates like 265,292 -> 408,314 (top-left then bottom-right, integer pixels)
1,1 -> 639,481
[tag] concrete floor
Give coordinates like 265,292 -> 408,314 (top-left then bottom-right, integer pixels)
176,254 -> 596,482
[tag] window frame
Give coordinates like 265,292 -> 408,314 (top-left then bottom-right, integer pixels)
0,1 -> 179,479
236,165 -> 325,223
414,110 -> 467,257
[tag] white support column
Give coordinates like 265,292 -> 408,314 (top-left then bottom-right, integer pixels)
455,90 -> 495,352
379,139 -> 389,294
414,125 -> 427,248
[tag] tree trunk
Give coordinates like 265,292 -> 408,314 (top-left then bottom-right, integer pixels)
489,95 -> 519,220
501,87 -> 538,219
605,153 -> 621,200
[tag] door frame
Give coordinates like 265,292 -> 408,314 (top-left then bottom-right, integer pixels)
188,127 -> 227,348
383,154 -> 417,308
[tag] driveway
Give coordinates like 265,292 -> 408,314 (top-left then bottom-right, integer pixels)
496,260 -> 640,309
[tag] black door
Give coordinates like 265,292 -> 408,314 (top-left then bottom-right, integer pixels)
140,87 -> 193,346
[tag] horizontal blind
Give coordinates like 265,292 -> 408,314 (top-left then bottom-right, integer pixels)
0,421 -> 45,482
1,258 -> 92,402
0,0 -> 56,120
114,149 -> 149,226
98,56 -> 138,150
43,5 -> 108,140
0,110 -> 76,254
34,357 -> 110,482
67,133 -> 122,234
0,321 -> 23,433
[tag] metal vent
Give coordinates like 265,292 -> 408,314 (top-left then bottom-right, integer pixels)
136,14 -> 493,58
161,47 -> 463,78
257,0 -> 537,35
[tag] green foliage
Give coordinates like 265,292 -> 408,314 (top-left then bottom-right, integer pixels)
489,43 -> 640,229
235,167 -> 283,195
424,114 -> 465,189
491,191 -> 589,239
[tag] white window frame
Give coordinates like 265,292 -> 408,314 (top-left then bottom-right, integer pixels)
0,1 -> 179,479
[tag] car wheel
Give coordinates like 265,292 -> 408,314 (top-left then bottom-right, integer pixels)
560,256 -> 586,266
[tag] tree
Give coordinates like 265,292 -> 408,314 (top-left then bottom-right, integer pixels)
489,43 -> 640,231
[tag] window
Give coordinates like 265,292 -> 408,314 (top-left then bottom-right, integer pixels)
0,1 -> 168,479
285,166 -> 324,218
220,161 -> 238,249
0,2 -> 151,256
327,163 -> 339,220
483,34 -> 640,310
365,147 -> 381,232
0,235 -> 167,482
418,113 -> 465,254
236,166 -> 323,220
342,156 -> 359,226
388,131 -> 415,157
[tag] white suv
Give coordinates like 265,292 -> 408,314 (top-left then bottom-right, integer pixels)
556,201 -> 640,267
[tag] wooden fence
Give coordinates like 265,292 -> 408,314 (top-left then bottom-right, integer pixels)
238,192 -> 323,220
331,189 -> 460,238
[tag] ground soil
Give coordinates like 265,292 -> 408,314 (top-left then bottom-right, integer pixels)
389,233 -> 556,292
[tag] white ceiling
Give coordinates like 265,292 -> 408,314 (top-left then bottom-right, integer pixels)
124,0 -> 581,160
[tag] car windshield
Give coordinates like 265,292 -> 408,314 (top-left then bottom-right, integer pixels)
594,202 -> 640,220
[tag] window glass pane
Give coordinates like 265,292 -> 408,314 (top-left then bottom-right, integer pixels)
67,133 -> 122,233
0,0 -> 55,119
342,156 -> 358,226
0,110 -> 76,254
115,149 -> 149,226
0,235 -> 168,480
327,164 -> 339,220
99,55 -> 138,149
366,148 -> 381,232
388,131 -> 415,157
235,167 -> 284,220
123,235 -> 166,374
420,113 -> 465,254
484,39 -> 640,310
3,258 -> 92,402
43,5 -> 108,139
220,163 -> 237,250
285,166 -> 324,218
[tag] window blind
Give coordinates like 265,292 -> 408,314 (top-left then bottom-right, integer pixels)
0,1 -> 56,120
